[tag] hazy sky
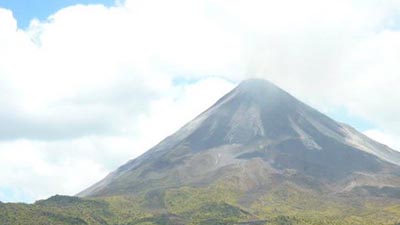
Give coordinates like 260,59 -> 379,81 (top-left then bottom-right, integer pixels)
0,0 -> 400,203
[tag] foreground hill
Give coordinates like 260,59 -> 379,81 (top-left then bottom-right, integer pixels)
2,79 -> 400,225
1,191 -> 400,224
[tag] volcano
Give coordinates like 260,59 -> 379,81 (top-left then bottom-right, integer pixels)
79,79 -> 400,201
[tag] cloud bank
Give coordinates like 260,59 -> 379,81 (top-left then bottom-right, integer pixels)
0,0 -> 400,202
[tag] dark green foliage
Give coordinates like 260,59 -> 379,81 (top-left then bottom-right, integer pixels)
126,213 -> 185,225
38,211 -> 88,225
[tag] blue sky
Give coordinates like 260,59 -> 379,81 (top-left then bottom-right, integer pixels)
0,0 -> 116,28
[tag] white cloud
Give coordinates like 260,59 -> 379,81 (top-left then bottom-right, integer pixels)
0,0 -> 400,202
0,139 -> 108,202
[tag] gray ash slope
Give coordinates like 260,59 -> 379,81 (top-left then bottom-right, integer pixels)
79,79 -> 400,198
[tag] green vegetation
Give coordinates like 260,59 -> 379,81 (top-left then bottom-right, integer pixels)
1,185 -> 400,225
